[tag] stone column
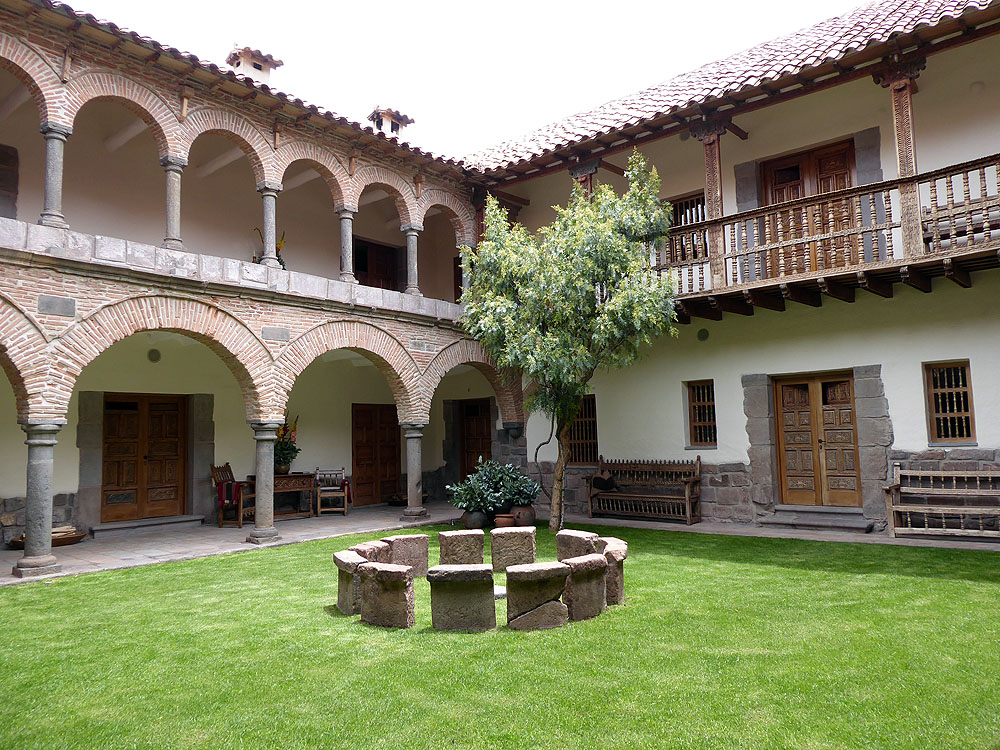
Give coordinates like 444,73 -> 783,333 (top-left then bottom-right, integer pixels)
161,156 -> 187,250
402,224 -> 422,295
691,119 -> 730,288
401,424 -> 427,518
337,206 -> 358,283
257,181 -> 282,268
247,422 -> 281,544
39,122 -> 72,228
874,59 -> 925,257
12,424 -> 62,578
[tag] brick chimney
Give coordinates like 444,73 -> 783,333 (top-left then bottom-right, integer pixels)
367,106 -> 415,137
226,47 -> 283,85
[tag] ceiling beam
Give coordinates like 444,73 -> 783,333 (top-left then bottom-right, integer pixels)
900,265 -> 932,292
857,271 -> 893,298
943,258 -> 972,288
678,300 -> 722,321
103,117 -> 148,152
708,295 -> 754,316
817,277 -> 855,303
195,146 -> 244,178
0,86 -> 30,122
743,289 -> 785,312
780,283 -> 822,307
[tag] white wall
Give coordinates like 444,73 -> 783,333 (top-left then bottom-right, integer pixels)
529,271 -> 1000,463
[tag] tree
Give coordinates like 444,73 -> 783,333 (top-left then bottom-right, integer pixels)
460,150 -> 677,529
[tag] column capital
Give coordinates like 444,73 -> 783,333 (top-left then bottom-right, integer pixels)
40,121 -> 72,139
22,423 -> 61,446
249,421 -> 281,440
568,158 -> 600,180
401,423 -> 427,437
401,223 -> 423,234
690,118 -> 730,143
334,203 -> 358,216
256,180 -> 283,195
872,57 -> 926,90
160,155 -> 188,171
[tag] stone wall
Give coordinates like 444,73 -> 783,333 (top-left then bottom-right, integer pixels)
699,462 -> 753,522
888,447 -> 1000,476
1,492 -> 75,544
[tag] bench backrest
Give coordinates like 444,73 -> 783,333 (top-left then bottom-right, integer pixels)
597,455 -> 701,486
892,462 -> 1000,497
210,462 -> 235,486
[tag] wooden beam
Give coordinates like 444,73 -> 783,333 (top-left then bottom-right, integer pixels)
598,159 -> 626,177
725,121 -> 749,140
708,295 -> 754,316
489,188 -> 530,207
943,258 -> 972,288
900,265 -> 932,292
678,300 -> 722,321
672,305 -> 691,325
780,283 -> 822,307
817,277 -> 855,303
856,271 -> 893,298
743,289 -> 785,311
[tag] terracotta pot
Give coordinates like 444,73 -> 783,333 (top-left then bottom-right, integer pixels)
512,505 -> 536,526
494,513 -> 516,528
275,463 -> 291,475
462,510 -> 488,529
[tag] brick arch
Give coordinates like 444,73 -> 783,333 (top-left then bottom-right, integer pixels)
274,141 -> 349,207
275,320 -> 422,423
49,295 -> 274,422
420,339 -> 524,425
178,107 -> 273,185
346,165 -> 416,226
0,291 -> 50,423
0,32 -> 63,124
416,189 -> 476,246
63,71 -> 180,160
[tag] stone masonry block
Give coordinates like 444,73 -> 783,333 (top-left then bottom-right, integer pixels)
350,540 -> 391,563
126,240 -> 156,268
427,564 -> 496,631
333,549 -> 367,615
0,217 -> 26,250
853,378 -> 885,399
490,526 -> 536,572
37,294 -> 76,317
439,529 -> 483,565
556,529 -> 599,561
26,223 -> 65,254
358,562 -> 415,629
382,534 -> 429,577
506,561 -> 570,620
596,537 -> 628,606
563,553 -> 608,621
853,364 -> 882,378
508,600 -> 569,631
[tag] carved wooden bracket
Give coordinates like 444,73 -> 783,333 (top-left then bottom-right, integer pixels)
60,45 -> 80,83
689,118 -> 731,144
872,57 -> 926,91
179,85 -> 194,122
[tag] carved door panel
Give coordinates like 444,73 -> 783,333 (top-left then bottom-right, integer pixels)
775,375 -> 861,508
102,394 -> 186,522
812,146 -> 856,268
376,404 -> 401,502
460,399 -> 493,480
352,403 -> 400,505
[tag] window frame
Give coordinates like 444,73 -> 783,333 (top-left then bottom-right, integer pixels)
668,190 -> 706,227
567,394 -> 599,466
686,380 -> 718,448
923,360 -> 977,445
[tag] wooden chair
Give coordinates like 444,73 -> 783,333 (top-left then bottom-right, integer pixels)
315,467 -> 349,516
211,462 -> 255,528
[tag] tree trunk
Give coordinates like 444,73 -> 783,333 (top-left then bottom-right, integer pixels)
548,419 -> 571,530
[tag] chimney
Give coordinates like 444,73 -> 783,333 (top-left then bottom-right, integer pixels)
226,46 -> 283,85
367,106 -> 415,138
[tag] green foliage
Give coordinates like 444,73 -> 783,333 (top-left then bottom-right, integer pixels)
446,459 -> 541,512
460,150 -> 677,427
273,439 -> 300,466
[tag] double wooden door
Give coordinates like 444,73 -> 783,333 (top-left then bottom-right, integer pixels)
775,374 -> 861,507
101,393 -> 187,522
459,399 -> 493,479
351,403 -> 401,506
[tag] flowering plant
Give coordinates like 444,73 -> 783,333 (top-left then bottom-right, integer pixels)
274,415 -> 301,466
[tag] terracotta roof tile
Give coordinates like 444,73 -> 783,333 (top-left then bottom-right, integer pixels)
465,0 -> 996,171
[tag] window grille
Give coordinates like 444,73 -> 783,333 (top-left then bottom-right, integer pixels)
688,380 -> 717,447
568,395 -> 599,465
924,361 -> 976,443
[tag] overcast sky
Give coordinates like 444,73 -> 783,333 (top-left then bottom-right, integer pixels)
75,0 -> 859,159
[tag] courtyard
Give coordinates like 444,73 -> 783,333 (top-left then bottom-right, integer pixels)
1,524 -> 997,749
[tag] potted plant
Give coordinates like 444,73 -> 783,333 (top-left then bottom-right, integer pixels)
503,465 -> 541,526
274,415 -> 301,474
446,459 -> 540,528
445,466 -> 498,529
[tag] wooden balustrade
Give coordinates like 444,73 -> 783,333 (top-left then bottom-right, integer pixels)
656,153 -> 1000,295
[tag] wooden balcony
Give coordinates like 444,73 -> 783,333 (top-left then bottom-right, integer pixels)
656,154 -> 1000,321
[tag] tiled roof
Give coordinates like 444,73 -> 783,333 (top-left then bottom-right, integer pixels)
464,0 -> 997,172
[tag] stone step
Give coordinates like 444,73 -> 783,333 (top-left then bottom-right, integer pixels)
90,514 -> 205,538
760,507 -> 873,533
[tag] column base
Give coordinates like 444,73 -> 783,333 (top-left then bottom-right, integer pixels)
246,527 -> 281,544
38,214 -> 68,229
340,272 -> 359,284
259,256 -> 282,269
161,238 -> 184,251
12,554 -> 62,578
400,507 -> 428,520
404,287 -> 423,296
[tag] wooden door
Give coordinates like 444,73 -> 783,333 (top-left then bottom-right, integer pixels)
101,394 -> 186,522
351,403 -> 400,505
460,399 -> 492,479
775,374 -> 861,508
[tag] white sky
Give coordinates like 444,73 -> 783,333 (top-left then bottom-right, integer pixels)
75,0 -> 859,159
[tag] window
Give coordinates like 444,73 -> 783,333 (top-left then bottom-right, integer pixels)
670,192 -> 705,226
687,381 -> 717,447
568,395 -> 599,465
924,361 -> 976,443
761,140 -> 855,205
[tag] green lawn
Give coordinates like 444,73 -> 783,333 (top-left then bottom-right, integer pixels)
1,525 -> 998,750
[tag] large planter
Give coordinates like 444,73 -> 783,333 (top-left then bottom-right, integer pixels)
494,513 -> 516,528
275,463 -> 291,475
462,510 -> 489,529
494,497 -> 515,515
512,505 -> 536,526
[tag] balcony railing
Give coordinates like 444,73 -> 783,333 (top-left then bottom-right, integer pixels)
656,153 -> 1000,294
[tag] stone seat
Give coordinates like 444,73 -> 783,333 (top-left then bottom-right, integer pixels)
562,552 -> 608,621
358,562 -> 415,629
596,536 -> 628,606
382,534 -> 429,576
438,529 -> 484,565
505,560 -> 570,630
333,548 -> 367,615
556,529 -> 599,561
490,526 -> 536,572
427,564 -> 496,631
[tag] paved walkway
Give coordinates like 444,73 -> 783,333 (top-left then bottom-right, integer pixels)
0,502 -> 461,586
4,505 -> 998,586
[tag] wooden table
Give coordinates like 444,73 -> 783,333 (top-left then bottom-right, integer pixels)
246,472 -> 316,520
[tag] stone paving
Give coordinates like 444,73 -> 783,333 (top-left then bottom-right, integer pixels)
0,502 -> 460,586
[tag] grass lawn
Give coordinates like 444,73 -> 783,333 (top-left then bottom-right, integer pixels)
1,525 -> 998,749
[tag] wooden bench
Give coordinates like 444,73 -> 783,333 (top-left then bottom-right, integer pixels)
885,463 -> 1000,538
588,456 -> 701,525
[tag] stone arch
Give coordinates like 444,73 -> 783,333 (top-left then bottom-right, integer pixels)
179,107 -> 273,184
275,319 -> 422,423
274,141 -> 349,207
63,71 -> 180,159
49,295 -> 274,422
346,165 -> 417,226
416,189 -> 477,246
0,292 -> 50,423
0,32 -> 63,124
420,339 -> 524,425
